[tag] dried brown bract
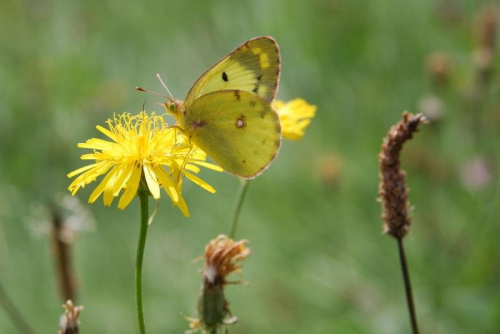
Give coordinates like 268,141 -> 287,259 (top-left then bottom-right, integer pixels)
59,300 -> 83,334
378,112 -> 426,239
203,235 -> 250,286
186,235 -> 250,333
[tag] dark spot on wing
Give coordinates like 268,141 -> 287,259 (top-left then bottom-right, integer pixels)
260,109 -> 268,118
242,159 -> 246,163
193,120 -> 207,130
234,91 -> 240,101
257,74 -> 262,81
222,72 -> 228,82
252,86 -> 259,93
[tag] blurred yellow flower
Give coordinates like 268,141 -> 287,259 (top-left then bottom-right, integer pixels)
67,111 -> 222,217
273,98 -> 316,140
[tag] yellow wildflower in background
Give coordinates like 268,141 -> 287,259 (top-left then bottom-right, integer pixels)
273,98 -> 316,140
67,111 -> 222,217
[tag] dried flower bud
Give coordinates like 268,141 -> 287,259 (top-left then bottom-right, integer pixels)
378,112 -> 426,239
59,300 -> 83,334
418,95 -> 444,124
186,235 -> 250,333
474,4 -> 499,85
460,156 -> 492,191
426,51 -> 452,86
475,3 -> 499,52
316,152 -> 343,191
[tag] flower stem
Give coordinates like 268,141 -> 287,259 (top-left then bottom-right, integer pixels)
51,208 -> 77,302
229,179 -> 250,239
397,237 -> 419,334
136,191 -> 150,334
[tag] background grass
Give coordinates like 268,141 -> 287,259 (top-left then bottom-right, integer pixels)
0,0 -> 499,333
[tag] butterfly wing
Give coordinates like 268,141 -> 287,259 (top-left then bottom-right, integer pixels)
185,90 -> 281,178
182,36 -> 280,111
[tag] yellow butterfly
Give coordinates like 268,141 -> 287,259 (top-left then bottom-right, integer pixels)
162,36 -> 282,179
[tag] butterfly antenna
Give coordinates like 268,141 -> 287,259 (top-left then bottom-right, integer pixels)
135,86 -> 172,101
156,73 -> 174,100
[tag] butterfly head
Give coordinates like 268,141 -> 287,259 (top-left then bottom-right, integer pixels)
163,99 -> 184,118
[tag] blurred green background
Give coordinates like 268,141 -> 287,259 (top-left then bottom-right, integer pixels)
0,0 -> 499,333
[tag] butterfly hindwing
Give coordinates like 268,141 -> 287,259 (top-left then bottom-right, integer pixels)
182,36 -> 280,110
184,90 -> 281,178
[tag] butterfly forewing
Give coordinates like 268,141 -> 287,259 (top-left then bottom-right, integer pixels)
183,36 -> 280,110
185,90 -> 281,178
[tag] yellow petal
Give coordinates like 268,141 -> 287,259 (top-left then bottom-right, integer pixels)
153,165 -> 179,202
110,163 -> 133,196
144,163 -> 161,199
103,170 -> 120,206
88,165 -> 119,204
175,193 -> 190,217
96,125 -> 120,142
67,163 -> 99,178
183,171 -> 216,194
190,161 -> 224,172
118,162 -> 142,209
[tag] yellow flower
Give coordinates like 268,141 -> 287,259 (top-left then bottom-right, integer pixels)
67,111 -> 222,217
273,98 -> 316,140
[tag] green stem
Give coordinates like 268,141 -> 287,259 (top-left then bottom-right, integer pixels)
229,179 -> 250,239
397,237 -> 419,334
136,191 -> 150,334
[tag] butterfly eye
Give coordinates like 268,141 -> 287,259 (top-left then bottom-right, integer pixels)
168,103 -> 177,113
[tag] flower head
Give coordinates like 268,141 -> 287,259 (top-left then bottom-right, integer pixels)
273,98 -> 316,140
186,235 -> 250,333
68,111 -> 222,217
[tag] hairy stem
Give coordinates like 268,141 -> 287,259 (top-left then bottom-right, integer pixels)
136,191 -> 150,334
51,208 -> 77,302
397,237 -> 419,334
229,179 -> 250,239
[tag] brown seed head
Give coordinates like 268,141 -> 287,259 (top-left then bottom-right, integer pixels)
378,112 -> 426,239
